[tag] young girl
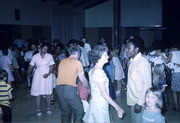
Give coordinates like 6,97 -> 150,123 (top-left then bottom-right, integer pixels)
142,87 -> 165,123
0,70 -> 13,122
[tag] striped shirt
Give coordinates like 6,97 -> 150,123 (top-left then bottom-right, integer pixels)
0,81 -> 12,107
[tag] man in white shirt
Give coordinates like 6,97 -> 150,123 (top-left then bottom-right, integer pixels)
81,37 -> 91,54
126,37 -> 152,123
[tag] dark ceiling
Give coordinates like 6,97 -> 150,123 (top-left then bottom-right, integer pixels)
41,0 -> 108,9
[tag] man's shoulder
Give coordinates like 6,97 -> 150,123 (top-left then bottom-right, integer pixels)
33,53 -> 39,57
46,53 -> 53,57
62,57 -> 80,63
138,55 -> 150,63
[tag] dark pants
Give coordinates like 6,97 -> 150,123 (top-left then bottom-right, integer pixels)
55,85 -> 84,123
0,105 -> 12,122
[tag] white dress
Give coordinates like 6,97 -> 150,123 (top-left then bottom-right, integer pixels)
0,55 -> 14,83
30,53 -> 55,96
83,69 -> 110,122
112,56 -> 125,80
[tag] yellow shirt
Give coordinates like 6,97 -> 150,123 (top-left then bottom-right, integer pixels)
0,81 -> 12,107
56,57 -> 84,87
127,53 -> 152,106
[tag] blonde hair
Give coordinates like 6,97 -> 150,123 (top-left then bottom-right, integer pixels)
152,64 -> 165,86
145,87 -> 163,109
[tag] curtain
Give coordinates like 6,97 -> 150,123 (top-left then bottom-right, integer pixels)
51,8 -> 84,44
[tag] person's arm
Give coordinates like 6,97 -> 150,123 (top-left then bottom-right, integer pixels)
135,62 -> 152,113
43,65 -> 54,78
27,65 -> 34,77
78,73 -> 89,89
97,79 -> 124,117
156,51 -> 172,63
8,64 -> 13,70
8,91 -> 12,99
174,63 -> 180,67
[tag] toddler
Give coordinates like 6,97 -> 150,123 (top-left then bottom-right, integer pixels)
0,70 -> 13,122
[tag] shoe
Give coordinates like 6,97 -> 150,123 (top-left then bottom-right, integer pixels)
51,102 -> 55,105
37,110 -> 42,116
116,90 -> 121,96
173,107 -> 179,111
47,108 -> 52,114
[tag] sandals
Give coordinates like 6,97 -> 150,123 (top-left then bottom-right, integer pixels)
36,110 -> 42,116
36,108 -> 52,116
47,108 -> 52,115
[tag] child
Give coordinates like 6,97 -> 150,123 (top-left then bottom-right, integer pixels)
153,64 -> 169,107
142,87 -> 165,123
0,70 -> 13,122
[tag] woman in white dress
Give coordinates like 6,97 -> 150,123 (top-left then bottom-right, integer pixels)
27,43 -> 55,116
0,48 -> 15,84
83,45 -> 124,122
111,49 -> 125,96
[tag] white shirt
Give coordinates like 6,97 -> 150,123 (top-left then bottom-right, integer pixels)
171,51 -> 180,73
127,53 -> 152,106
24,51 -> 33,62
84,43 -> 91,53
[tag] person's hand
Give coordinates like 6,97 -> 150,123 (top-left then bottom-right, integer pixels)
0,107 -> 3,115
116,106 -> 124,118
27,71 -> 32,78
174,63 -> 180,67
87,89 -> 91,94
134,103 -> 142,113
43,73 -> 50,78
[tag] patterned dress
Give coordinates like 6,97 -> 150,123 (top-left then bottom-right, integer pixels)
171,51 -> 180,91
83,69 -> 110,122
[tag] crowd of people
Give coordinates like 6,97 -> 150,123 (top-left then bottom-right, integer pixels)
0,36 -> 180,123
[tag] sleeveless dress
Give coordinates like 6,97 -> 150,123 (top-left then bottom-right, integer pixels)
83,69 -> 110,122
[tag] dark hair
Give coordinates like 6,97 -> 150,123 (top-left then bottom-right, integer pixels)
41,43 -> 49,49
172,42 -> 180,49
128,37 -> 144,53
76,40 -> 85,47
68,45 -> 81,55
90,45 -> 108,66
2,48 -> 8,56
123,35 -> 135,44
68,39 -> 77,46
0,69 -> 8,80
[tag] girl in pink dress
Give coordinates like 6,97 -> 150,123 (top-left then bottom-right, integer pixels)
27,44 -> 55,116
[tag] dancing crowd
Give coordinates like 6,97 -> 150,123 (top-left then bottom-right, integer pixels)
0,36 -> 180,123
